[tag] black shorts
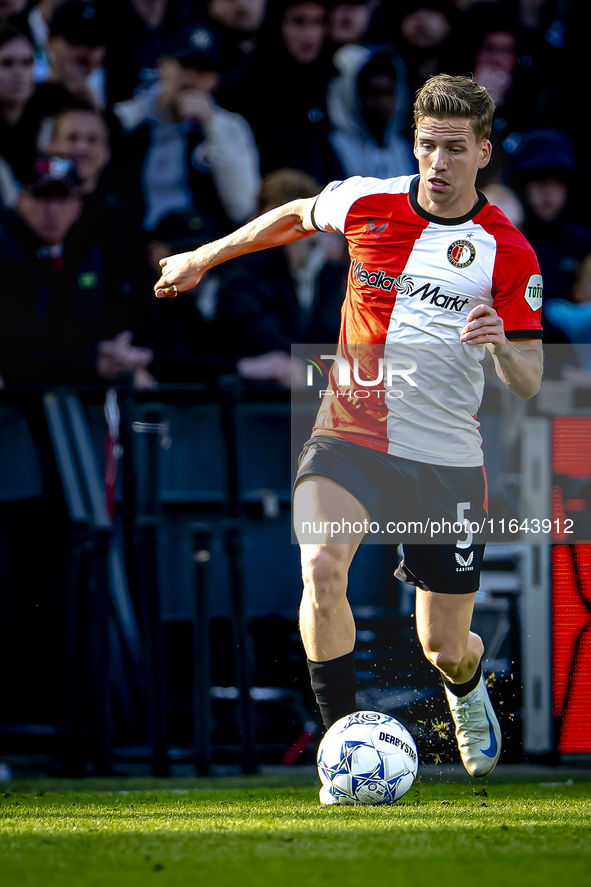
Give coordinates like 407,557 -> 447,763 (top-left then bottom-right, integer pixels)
294,435 -> 487,594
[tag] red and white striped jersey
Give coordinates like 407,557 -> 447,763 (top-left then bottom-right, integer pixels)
310,174 -> 543,466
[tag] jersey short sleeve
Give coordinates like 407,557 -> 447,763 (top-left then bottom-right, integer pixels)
482,207 -> 543,339
311,175 -> 416,235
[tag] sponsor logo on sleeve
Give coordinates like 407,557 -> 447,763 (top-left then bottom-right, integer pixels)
524,273 -> 543,311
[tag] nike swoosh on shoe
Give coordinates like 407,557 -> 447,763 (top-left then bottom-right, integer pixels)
481,710 -> 498,758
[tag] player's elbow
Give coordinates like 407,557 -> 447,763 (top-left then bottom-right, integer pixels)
514,377 -> 542,399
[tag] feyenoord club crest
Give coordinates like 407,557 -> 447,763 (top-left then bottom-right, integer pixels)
447,240 -> 476,268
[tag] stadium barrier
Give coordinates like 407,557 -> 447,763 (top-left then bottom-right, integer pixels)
2,375 -> 591,773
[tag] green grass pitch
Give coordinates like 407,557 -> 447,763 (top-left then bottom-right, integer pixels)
1,775 -> 590,886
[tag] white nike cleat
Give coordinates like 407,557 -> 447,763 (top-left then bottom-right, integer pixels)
444,674 -> 502,777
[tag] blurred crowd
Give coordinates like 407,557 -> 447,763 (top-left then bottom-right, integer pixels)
0,0 -> 588,390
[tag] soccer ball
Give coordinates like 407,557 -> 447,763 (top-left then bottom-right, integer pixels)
317,711 -> 418,805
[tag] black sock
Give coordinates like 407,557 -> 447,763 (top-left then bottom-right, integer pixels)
307,651 -> 357,730
442,659 -> 482,698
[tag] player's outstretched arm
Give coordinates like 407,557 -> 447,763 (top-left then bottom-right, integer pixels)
460,304 -> 543,399
154,197 -> 318,298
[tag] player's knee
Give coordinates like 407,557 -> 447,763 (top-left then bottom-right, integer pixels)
301,547 -> 348,614
421,640 -> 466,679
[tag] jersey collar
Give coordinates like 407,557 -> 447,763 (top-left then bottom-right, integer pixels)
409,175 -> 488,226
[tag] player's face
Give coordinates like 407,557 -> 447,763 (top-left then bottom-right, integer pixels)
414,116 -> 491,218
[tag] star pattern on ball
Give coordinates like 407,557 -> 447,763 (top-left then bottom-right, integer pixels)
318,712 -> 418,806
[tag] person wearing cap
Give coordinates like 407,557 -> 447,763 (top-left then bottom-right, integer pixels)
111,21 -> 260,234
43,1 -> 106,108
102,0 -> 206,105
0,155 -> 155,387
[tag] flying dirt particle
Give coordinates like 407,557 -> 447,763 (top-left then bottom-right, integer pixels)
430,718 -> 450,739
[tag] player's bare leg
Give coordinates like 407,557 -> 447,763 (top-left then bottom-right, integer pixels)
416,588 -> 501,776
415,589 -> 482,683
294,476 -> 369,730
294,475 -> 370,805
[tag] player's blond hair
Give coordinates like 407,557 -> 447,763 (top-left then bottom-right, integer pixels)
414,74 -> 496,142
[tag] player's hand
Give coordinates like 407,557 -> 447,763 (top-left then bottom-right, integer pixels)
154,251 -> 204,298
460,304 -> 506,352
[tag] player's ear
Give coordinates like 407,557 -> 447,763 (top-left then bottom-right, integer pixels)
478,139 -> 492,169
413,130 -> 419,160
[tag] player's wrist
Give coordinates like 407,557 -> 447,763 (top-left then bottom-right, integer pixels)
490,336 -> 508,356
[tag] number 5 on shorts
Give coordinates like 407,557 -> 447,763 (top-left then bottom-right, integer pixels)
456,501 -> 472,549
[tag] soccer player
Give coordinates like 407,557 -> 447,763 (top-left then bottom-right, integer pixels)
154,74 -> 543,787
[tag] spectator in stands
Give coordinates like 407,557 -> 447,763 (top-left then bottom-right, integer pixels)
221,0 -> 343,184
0,26 -> 73,195
49,103 -> 149,308
49,102 -> 109,196
507,128 -> 591,342
102,0 -> 197,104
0,155 -> 154,386
0,0 -> 27,30
481,183 -> 525,230
327,0 -> 376,49
450,4 -> 561,183
43,1 -> 107,108
49,102 -> 146,225
213,168 -> 347,385
326,45 -> 415,179
25,0 -> 64,81
200,0 -> 267,82
544,253 -> 591,354
454,3 -> 573,165
112,21 -> 260,233
368,1 -> 457,104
